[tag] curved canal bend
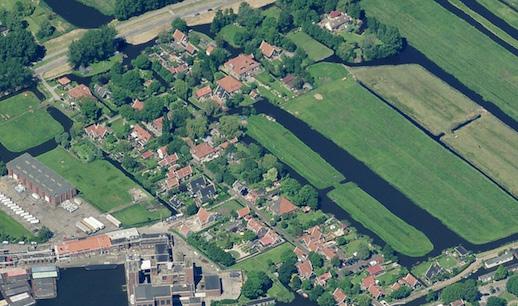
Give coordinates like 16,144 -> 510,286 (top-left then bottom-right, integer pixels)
43,0 -> 112,28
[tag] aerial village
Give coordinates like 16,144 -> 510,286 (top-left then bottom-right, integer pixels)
0,1 -> 518,306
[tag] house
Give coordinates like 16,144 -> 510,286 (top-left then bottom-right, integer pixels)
247,218 -> 267,237
152,117 -> 164,133
484,252 -> 514,269
173,29 -> 187,45
259,41 -> 281,59
308,226 -> 322,241
142,151 -> 153,159
323,10 -> 353,31
197,184 -> 216,205
84,124 -> 109,140
293,247 -> 307,261
296,260 -> 313,279
259,229 -> 279,247
158,153 -> 179,168
180,225 -> 192,237
361,275 -> 376,290
368,285 -> 384,300
237,206 -> 250,219
57,77 -> 71,87
132,99 -> 144,111
333,288 -> 347,305
175,165 -> 193,181
195,86 -> 212,100
157,146 -> 168,159
315,272 -> 332,287
171,64 -> 189,74
216,75 -> 242,99
68,84 -> 93,101
367,264 -> 384,276
319,246 -> 337,261
131,124 -> 153,145
94,84 -> 110,99
450,300 -> 465,306
401,273 -> 419,288
223,54 -> 261,80
185,43 -> 198,55
197,208 -> 216,226
281,74 -> 298,90
425,263 -> 442,281
165,177 -> 179,190
205,45 -> 215,56
270,197 -> 297,216
454,245 -> 469,258
191,142 -> 218,163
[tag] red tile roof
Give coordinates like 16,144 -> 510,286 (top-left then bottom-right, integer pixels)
217,75 -> 242,93
132,99 -> 144,111
296,260 -> 313,279
316,272 -> 332,286
196,85 -> 212,98
84,124 -> 108,139
333,288 -> 347,304
172,63 -> 189,74
57,76 -> 71,86
259,41 -> 279,58
402,273 -> 419,287
197,207 -> 211,225
165,177 -> 179,190
153,116 -> 164,131
205,45 -> 215,55
308,226 -> 322,241
173,29 -> 187,43
191,142 -> 217,160
5,268 -> 27,277
68,84 -> 93,99
142,150 -> 153,159
157,146 -> 168,158
259,229 -> 279,246
329,10 -> 343,18
55,235 -> 112,256
368,285 -> 384,299
247,218 -> 264,234
132,124 -> 152,143
368,264 -> 384,276
362,275 -> 376,289
180,224 -> 192,237
224,54 -> 260,76
175,165 -> 193,180
319,246 -> 337,260
293,247 -> 307,261
159,153 -> 179,167
237,206 -> 250,219
272,197 -> 297,215
185,43 -> 197,54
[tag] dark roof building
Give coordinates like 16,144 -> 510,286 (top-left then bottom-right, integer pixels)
135,284 -> 172,306
7,154 -> 76,205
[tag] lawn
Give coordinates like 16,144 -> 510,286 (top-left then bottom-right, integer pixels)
111,204 -> 171,227
362,0 -> 518,122
412,261 -> 432,279
0,92 -> 40,120
328,183 -> 433,257
476,0 -> 518,29
262,6 -> 282,19
38,147 -> 146,212
307,62 -> 350,87
352,64 -> 480,135
287,31 -> 334,61
285,71 -> 518,244
0,210 -> 34,241
210,199 -> 243,217
74,54 -> 123,77
219,24 -> 247,48
247,115 -> 345,189
76,0 -> 116,15
0,110 -> 63,152
442,114 -> 518,197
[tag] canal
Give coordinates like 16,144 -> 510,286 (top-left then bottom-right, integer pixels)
43,0 -> 112,28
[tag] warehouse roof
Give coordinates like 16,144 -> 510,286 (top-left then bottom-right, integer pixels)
135,284 -> 171,301
7,153 -> 75,197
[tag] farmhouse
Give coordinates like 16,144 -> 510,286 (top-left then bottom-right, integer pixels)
131,124 -> 153,145
172,29 -> 187,45
215,76 -> 242,100
195,86 -> 212,100
191,142 -> 218,163
259,41 -> 281,59
84,124 -> 109,140
296,260 -> 313,279
57,77 -> 71,87
7,153 -> 77,206
270,197 -> 297,216
223,54 -> 261,80
321,10 -> 353,31
68,84 -> 93,101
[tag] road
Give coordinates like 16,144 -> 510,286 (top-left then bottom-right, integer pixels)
34,0 -> 275,78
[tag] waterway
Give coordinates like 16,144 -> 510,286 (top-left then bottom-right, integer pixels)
43,0 -> 112,28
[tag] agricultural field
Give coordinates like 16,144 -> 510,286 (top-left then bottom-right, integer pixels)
111,204 -> 171,227
328,183 -> 433,257
352,64 -> 480,135
219,24 -> 247,48
38,147 -> 150,213
362,0 -> 518,122
287,31 -> 334,61
0,210 -> 34,242
285,70 -> 518,244
307,62 -> 350,87
442,114 -> 518,197
76,0 -> 116,15
0,93 -> 63,152
476,0 -> 518,29
247,115 -> 345,189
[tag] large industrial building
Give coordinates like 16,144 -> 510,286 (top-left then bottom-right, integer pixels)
6,153 -> 76,206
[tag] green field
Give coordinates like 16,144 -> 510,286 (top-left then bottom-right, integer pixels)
307,62 -> 350,87
219,24 -> 247,48
352,64 -> 479,135
0,110 -> 63,152
285,72 -> 518,244
112,205 -> 171,227
210,199 -> 243,217
287,31 -> 334,61
442,114 -> 518,197
0,92 -> 40,120
362,0 -> 518,121
476,0 -> 518,29
38,147 -> 147,212
247,115 -> 344,189
76,0 -> 116,15
74,54 -> 123,77
328,184 -> 433,256
0,210 -> 34,241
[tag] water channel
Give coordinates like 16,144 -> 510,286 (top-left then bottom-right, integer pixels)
43,0 -> 112,28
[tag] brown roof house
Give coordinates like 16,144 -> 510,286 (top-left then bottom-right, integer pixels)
173,29 -> 188,45
322,10 -> 353,31
191,142 -> 218,163
270,197 -> 297,216
215,75 -> 242,100
84,124 -> 109,140
57,76 -> 71,87
333,288 -> 347,305
68,84 -> 93,101
132,99 -> 144,111
195,86 -> 212,100
223,54 -> 261,80
296,260 -> 313,279
197,208 -> 217,227
259,41 -> 281,59
131,124 -> 153,146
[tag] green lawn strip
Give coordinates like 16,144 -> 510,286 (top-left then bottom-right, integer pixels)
209,199 -> 243,217
0,110 -> 63,152
476,0 -> 518,29
0,210 -> 34,241
287,31 -> 334,61
73,53 -> 123,77
247,115 -> 344,189
0,92 -> 40,120
286,74 -> 518,244
448,0 -> 518,49
328,183 -> 433,257
112,205 -> 171,227
352,64 -> 479,135
38,147 -> 142,212
362,0 -> 518,121
75,0 -> 116,15
307,62 -> 350,87
219,24 -> 247,48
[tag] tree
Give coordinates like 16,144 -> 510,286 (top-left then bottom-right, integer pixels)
280,177 -> 301,198
309,285 -> 324,302
185,203 -> 199,216
390,286 -> 412,299
507,275 -> 518,296
441,280 -> 479,303
132,54 -> 151,70
278,253 -> 298,285
296,185 -> 318,208
171,17 -> 188,32
122,156 -> 139,172
486,296 -> 507,306
174,79 -> 190,100
80,99 -> 102,123
55,132 -> 70,148
36,19 -> 55,40
0,161 -> 7,176
355,294 -> 372,306
36,226 -> 53,242
0,28 -> 42,65
278,11 -> 294,33
219,115 -> 241,138
494,265 -> 508,281
115,0 -> 179,20
382,244 -> 398,262
317,292 -> 335,306
186,117 -> 208,139
242,271 -> 272,299
308,252 -> 324,269
331,256 -> 341,267
0,58 -> 32,92
290,275 -> 301,290
69,26 -> 117,67
356,243 -> 370,260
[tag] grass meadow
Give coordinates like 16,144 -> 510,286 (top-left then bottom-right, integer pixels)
476,0 -> 518,29
112,204 -> 171,227
0,210 -> 34,241
287,31 -> 334,61
285,68 -> 518,244
362,0 -> 518,122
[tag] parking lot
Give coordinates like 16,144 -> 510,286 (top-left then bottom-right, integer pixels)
0,177 -> 118,242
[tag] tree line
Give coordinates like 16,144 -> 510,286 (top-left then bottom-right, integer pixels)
114,0 -> 182,20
